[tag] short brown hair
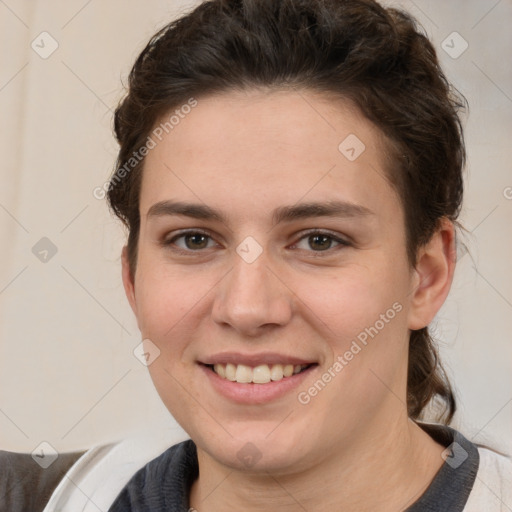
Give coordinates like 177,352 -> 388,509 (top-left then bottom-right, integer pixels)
107,0 -> 467,423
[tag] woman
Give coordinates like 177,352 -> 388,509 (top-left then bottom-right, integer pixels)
106,0 -> 511,510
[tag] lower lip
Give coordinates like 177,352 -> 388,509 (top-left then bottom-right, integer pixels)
199,364 -> 317,404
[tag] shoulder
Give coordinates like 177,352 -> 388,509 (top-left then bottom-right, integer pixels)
108,439 -> 198,512
0,449 -> 84,512
419,423 -> 512,511
464,446 -> 512,511
125,439 -> 196,484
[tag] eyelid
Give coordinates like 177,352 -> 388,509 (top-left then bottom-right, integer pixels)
161,228 -> 221,252
289,229 -> 351,251
160,228 -> 351,254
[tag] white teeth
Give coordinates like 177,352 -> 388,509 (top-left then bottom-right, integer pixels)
283,364 -> 294,377
210,363 -> 309,383
235,364 -> 252,383
225,363 -> 236,381
213,364 -> 226,378
252,365 -> 271,384
270,364 -> 284,381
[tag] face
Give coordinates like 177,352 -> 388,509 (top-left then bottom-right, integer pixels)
123,89 -> 431,473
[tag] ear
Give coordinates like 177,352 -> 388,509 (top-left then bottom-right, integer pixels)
121,245 -> 138,316
407,218 -> 457,330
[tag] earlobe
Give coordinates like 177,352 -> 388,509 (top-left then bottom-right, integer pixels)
407,218 -> 456,331
121,246 -> 138,316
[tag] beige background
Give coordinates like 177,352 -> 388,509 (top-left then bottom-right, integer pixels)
0,0 -> 511,455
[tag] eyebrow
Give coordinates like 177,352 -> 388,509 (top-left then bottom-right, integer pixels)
147,201 -> 225,222
272,201 -> 374,224
146,200 -> 374,224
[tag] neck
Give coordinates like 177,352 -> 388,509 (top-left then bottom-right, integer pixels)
189,415 -> 445,512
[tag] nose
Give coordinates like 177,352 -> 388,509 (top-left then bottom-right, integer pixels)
211,249 -> 293,337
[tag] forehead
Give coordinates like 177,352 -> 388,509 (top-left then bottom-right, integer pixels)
139,89 -> 400,224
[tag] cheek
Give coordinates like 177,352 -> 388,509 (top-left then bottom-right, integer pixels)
295,269 -> 409,427
293,259 -> 410,406
133,266 -> 207,417
296,261 -> 406,340
133,261 -> 208,348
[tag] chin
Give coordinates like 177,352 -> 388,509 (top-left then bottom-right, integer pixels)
192,422 -> 316,474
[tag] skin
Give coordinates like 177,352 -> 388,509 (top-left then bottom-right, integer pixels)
122,89 -> 457,511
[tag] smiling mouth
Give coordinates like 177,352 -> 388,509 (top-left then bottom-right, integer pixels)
204,363 -> 315,384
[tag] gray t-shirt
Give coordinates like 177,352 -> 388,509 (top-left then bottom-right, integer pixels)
108,423 -> 480,511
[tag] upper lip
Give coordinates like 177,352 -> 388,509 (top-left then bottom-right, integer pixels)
199,352 -> 317,366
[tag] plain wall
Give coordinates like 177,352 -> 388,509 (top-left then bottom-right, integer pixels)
0,0 -> 511,454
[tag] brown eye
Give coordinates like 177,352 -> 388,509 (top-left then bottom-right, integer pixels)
308,234 -> 334,251
183,233 -> 210,250
293,230 -> 349,253
164,231 -> 217,251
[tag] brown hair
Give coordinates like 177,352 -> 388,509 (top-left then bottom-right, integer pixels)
107,0 -> 467,423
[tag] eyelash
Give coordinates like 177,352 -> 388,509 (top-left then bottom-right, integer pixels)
290,229 -> 351,253
161,229 -> 350,255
